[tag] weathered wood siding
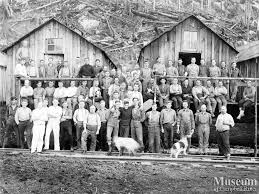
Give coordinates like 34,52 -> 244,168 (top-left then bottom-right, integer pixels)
4,20 -> 112,104
0,52 -> 7,103
139,17 -> 238,67
237,57 -> 259,100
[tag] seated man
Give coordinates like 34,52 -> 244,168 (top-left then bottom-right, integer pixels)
158,78 -> 170,108
53,81 -> 67,105
192,80 -> 210,113
215,80 -> 228,112
237,80 -> 256,120
169,78 -> 182,110
182,79 -> 192,106
143,78 -> 160,102
205,80 -> 217,117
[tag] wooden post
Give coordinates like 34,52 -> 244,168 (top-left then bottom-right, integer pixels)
255,58 -> 258,157
17,77 -> 21,106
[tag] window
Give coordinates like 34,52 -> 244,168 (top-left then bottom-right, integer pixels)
183,31 -> 198,51
45,38 -> 63,53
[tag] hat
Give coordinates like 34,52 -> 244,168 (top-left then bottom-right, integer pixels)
165,100 -> 172,104
124,99 -> 130,104
10,96 -> 17,101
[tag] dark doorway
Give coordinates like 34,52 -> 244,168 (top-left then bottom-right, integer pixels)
178,52 -> 201,66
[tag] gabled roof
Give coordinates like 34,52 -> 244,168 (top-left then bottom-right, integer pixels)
1,18 -> 116,67
140,15 -> 238,53
237,41 -> 259,62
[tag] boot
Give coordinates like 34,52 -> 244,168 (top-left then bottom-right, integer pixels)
107,144 -> 112,156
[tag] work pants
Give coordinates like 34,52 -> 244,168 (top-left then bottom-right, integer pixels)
97,122 -> 108,151
60,120 -> 73,150
76,121 -> 84,148
119,120 -> 130,137
31,123 -> 45,153
107,122 -> 119,145
216,95 -> 227,111
2,117 -> 19,148
131,120 -> 144,148
44,119 -> 60,151
18,120 -> 32,149
81,125 -> 97,151
148,125 -> 160,153
198,126 -> 210,150
216,130 -> 230,156
163,123 -> 174,149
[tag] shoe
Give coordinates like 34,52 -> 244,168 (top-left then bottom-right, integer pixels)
82,150 -> 87,154
70,147 -> 74,152
107,145 -> 112,156
226,154 -> 230,160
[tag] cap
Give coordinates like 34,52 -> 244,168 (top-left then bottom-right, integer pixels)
165,100 -> 172,104
10,96 -> 17,101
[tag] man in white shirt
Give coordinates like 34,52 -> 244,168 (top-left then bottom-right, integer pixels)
73,101 -> 89,149
15,58 -> 28,77
66,81 -> 78,109
215,106 -> 234,160
54,81 -> 67,104
82,105 -> 101,153
44,99 -> 63,151
20,79 -> 34,110
30,101 -> 48,153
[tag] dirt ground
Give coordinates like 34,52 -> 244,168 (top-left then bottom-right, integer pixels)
0,152 -> 258,194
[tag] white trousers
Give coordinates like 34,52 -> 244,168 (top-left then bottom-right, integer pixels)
31,124 -> 46,153
44,120 -> 60,151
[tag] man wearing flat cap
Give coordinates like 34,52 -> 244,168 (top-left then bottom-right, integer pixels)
2,97 -> 19,148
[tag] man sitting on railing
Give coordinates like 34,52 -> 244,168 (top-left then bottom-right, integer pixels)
237,80 -> 256,120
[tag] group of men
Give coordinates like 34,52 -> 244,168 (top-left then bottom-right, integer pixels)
3,55 -> 256,159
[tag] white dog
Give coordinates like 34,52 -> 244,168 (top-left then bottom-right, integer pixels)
113,137 -> 140,156
170,130 -> 194,158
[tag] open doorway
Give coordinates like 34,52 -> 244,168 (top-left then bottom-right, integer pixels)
178,52 -> 201,66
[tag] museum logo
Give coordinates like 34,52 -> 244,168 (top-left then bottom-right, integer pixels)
213,177 -> 257,192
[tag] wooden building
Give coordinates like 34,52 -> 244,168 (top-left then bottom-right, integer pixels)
138,15 -> 238,67
0,52 -> 7,104
237,41 -> 259,100
1,18 -> 115,104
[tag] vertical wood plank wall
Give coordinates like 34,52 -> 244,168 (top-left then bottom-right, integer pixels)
139,17 -> 238,68
4,20 -> 112,104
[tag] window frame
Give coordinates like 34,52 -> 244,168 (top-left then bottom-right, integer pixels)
45,38 -> 63,54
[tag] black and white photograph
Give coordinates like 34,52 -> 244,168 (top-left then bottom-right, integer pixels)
0,0 -> 258,193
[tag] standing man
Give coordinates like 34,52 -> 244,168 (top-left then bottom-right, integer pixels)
60,101 -> 73,151
73,101 -> 89,149
78,57 -> 95,88
199,59 -> 208,86
215,106 -> 234,160
208,59 -> 221,86
140,60 -> 152,92
186,57 -> 199,87
58,61 -> 71,87
177,58 -> 186,84
169,78 -> 183,110
160,100 -> 177,150
38,60 -> 46,78
131,98 -> 145,151
30,101 -> 48,153
96,100 -> 109,151
93,59 -> 103,77
2,97 -> 19,148
145,103 -> 161,153
177,100 -> 195,153
166,60 -> 178,84
15,98 -> 32,149
229,62 -> 242,102
195,104 -> 212,154
101,71 -> 113,107
220,61 -> 230,99
82,105 -> 101,153
153,57 -> 166,76
44,99 -> 62,151
45,57 -> 58,78
45,81 -> 55,106
106,100 -> 121,155
119,100 -> 133,137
